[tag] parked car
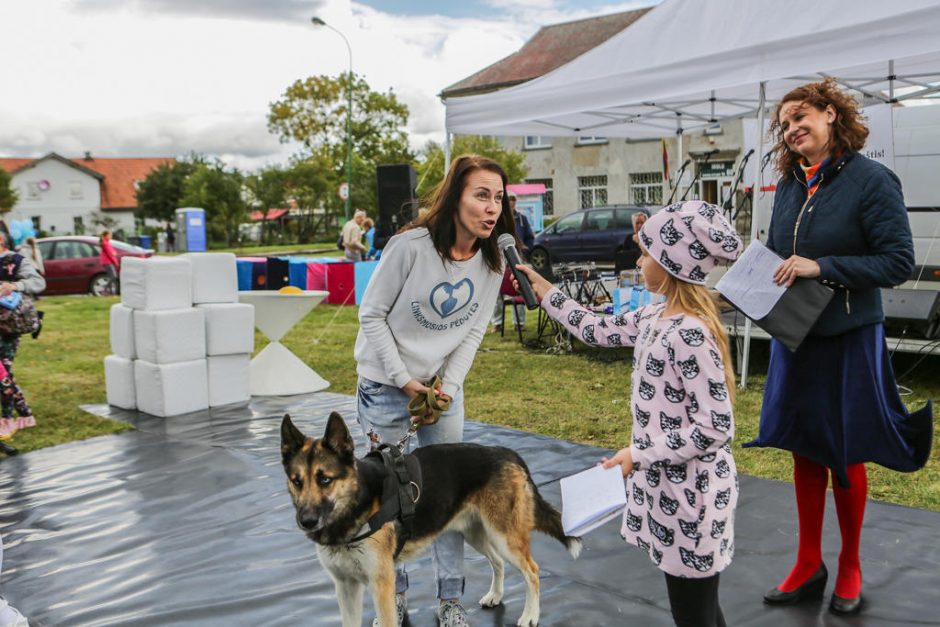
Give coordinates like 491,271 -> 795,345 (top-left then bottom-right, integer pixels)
36,236 -> 154,296
529,205 -> 652,271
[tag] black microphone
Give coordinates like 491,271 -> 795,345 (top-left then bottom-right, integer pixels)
497,233 -> 539,310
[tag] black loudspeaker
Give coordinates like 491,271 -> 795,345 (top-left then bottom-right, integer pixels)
375,163 -> 417,250
881,288 -> 940,339
266,257 -> 289,290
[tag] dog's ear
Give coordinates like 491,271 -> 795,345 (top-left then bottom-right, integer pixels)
323,412 -> 355,462
281,414 -> 306,462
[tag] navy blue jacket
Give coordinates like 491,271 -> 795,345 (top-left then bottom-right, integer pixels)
767,152 -> 915,336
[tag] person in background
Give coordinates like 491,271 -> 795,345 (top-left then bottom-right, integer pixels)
0,234 -> 44,454
745,78 -> 933,616
490,190 -> 532,333
165,223 -> 176,252
99,230 -> 119,295
362,217 -> 377,260
0,222 -> 13,252
515,200 -> 742,627
16,238 -> 43,276
341,209 -> 368,262
355,154 -> 512,627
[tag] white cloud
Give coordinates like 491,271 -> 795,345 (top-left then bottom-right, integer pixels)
0,0 -> 655,171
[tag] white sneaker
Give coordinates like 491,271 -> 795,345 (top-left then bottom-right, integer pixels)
0,596 -> 29,627
372,593 -> 407,626
438,599 -> 469,627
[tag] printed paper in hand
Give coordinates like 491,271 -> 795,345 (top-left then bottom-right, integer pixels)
560,464 -> 627,536
715,239 -> 787,320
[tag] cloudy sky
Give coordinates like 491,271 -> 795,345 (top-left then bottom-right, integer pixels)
1,0 -> 655,171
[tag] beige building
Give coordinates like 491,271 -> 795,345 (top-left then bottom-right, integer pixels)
442,9 -> 747,218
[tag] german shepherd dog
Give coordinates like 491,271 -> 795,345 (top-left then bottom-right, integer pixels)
281,413 -> 581,627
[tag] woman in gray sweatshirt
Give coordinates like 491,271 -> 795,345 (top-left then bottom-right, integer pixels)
353,154 -> 518,627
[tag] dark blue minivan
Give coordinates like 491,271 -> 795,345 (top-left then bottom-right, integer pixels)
529,205 -> 652,271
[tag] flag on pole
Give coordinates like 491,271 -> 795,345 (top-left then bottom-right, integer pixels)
661,138 -> 670,185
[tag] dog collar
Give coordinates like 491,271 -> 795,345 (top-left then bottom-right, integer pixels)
348,444 -> 422,556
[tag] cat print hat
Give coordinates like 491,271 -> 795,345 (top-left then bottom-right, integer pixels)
638,200 -> 743,285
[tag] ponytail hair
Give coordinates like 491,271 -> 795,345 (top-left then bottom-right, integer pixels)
659,275 -> 735,403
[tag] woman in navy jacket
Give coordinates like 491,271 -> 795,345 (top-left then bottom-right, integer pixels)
744,78 -> 933,616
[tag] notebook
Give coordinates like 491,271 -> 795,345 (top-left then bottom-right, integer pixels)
560,464 -> 627,537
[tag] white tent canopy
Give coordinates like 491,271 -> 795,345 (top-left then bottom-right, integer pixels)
445,0 -> 940,139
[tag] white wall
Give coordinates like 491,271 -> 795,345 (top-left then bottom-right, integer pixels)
8,159 -> 101,234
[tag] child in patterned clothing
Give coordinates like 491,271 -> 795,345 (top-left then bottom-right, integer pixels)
515,200 -> 742,627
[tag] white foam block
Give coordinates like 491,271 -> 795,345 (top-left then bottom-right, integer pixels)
134,359 -> 209,417
121,256 -> 193,311
134,308 -> 206,364
197,303 -> 255,356
104,355 -> 136,410
207,354 -> 251,407
109,303 -> 136,359
183,253 -> 238,304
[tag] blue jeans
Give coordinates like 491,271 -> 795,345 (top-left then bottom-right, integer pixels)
356,376 -> 466,600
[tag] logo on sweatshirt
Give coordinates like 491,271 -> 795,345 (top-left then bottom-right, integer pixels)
429,279 -> 475,319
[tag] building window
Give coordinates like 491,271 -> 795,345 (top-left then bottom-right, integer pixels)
524,136 -> 552,150
69,181 -> 83,200
73,216 -> 85,235
27,182 -> 40,200
630,172 -> 663,205
525,178 -> 554,216
31,216 -> 41,232
578,175 -> 608,208
576,136 -> 608,145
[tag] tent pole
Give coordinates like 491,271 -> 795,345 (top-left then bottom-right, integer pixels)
444,132 -> 452,175
739,81 -> 766,389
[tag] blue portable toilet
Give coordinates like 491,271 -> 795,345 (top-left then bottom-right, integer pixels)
175,207 -> 207,252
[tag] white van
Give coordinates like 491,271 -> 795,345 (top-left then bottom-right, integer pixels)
893,104 -> 940,286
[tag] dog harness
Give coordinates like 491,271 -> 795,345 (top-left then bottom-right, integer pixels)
348,444 -> 423,557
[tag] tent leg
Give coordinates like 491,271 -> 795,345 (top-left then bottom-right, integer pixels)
444,132 -> 452,175
739,81 -> 766,389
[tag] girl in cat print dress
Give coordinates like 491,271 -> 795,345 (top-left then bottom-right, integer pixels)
515,200 -> 742,627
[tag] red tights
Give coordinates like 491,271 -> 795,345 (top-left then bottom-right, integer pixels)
779,453 -> 866,599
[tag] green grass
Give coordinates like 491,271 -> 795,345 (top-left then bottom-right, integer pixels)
10,297 -> 940,510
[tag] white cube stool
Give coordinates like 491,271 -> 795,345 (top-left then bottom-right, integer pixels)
134,359 -> 209,417
121,257 -> 193,311
104,355 -> 136,410
207,354 -> 251,407
134,308 -> 206,364
183,252 -> 238,304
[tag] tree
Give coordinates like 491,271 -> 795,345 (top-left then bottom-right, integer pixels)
135,159 -> 197,222
244,167 -> 291,244
415,135 -> 529,201
180,161 -> 246,247
284,153 -> 339,243
267,73 -> 414,221
0,168 -> 17,212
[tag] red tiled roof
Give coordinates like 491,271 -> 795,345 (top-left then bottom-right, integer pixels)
0,154 -> 175,210
80,157 -> 176,210
249,208 -> 289,221
0,159 -> 34,174
441,8 -> 652,99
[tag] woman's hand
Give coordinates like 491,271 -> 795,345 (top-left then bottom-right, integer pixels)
512,264 -> 554,303
601,447 -> 634,477
773,255 -> 821,287
0,282 -> 15,297
402,379 -> 429,399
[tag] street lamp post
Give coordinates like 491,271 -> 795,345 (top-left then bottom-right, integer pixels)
311,17 -> 353,222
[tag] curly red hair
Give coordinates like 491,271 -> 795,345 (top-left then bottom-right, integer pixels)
769,77 -> 870,177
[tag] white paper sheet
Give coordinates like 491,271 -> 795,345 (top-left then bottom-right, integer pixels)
715,239 -> 787,320
560,465 -> 627,537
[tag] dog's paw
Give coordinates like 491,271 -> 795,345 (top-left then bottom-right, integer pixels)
516,614 -> 538,627
479,591 -> 503,608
